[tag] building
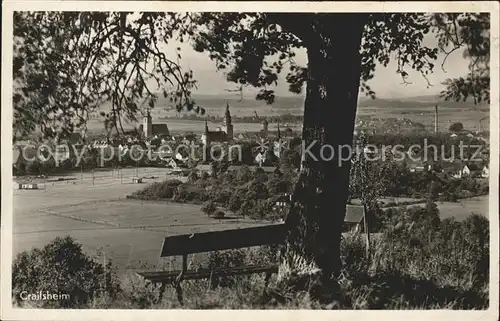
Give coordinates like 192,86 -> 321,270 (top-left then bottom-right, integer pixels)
408,163 -> 431,173
459,163 -> 485,178
255,151 -> 266,166
166,158 -> 184,169
441,162 -> 462,178
259,166 -> 278,173
195,164 -> 213,176
265,194 -> 365,233
343,205 -> 365,233
236,133 -> 249,141
444,162 -> 487,178
225,165 -> 278,173
272,193 -> 292,214
173,149 -> 192,164
139,109 -> 170,138
405,155 -> 433,173
482,165 -> 489,178
201,102 -> 234,145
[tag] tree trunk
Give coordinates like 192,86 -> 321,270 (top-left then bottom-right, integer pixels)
279,14 -> 367,302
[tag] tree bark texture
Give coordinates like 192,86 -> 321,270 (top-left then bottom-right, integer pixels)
278,14 -> 367,300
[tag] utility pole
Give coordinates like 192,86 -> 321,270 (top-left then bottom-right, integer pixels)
434,104 -> 438,133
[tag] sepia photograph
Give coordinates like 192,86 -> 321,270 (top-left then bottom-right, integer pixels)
1,1 -> 498,320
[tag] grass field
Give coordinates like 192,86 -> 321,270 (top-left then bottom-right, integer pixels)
436,196 -> 488,220
12,168 -> 273,272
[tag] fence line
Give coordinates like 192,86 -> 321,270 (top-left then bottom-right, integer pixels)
31,167 -> 180,190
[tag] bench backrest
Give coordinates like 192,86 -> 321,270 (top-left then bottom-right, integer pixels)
160,223 -> 286,257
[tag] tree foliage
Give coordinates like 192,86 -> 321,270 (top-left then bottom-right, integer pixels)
190,13 -> 439,102
201,200 -> 217,216
430,13 -> 490,104
349,138 -> 390,208
449,122 -> 465,132
12,236 -> 119,308
13,12 -> 199,141
14,12 -> 489,142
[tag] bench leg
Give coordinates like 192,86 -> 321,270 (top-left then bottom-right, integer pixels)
173,253 -> 188,306
173,280 -> 184,306
209,270 -> 218,290
263,271 -> 273,294
158,282 -> 167,304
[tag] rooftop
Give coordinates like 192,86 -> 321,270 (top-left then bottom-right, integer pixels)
345,205 -> 365,223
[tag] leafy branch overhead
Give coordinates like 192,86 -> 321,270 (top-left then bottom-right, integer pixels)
430,13 -> 490,104
13,12 -> 489,141
13,12 -> 200,141
190,13 -> 440,101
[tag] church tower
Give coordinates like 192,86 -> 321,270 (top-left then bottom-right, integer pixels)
223,101 -> 233,140
202,119 -> 210,145
143,109 -> 152,138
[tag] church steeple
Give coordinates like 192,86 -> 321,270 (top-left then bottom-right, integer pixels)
224,101 -> 231,125
143,108 -> 152,138
223,100 -> 233,140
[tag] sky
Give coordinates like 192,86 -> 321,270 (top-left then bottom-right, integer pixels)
158,33 -> 470,100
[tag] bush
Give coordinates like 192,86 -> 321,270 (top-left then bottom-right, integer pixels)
240,200 -> 256,217
449,122 -> 464,133
12,236 -> 120,308
200,171 -> 210,180
25,161 -> 41,175
187,170 -> 199,182
213,210 -> 226,219
172,183 -> 206,203
236,165 -> 253,183
212,189 -> 232,204
129,179 -> 183,200
207,250 -> 246,287
201,200 -> 217,216
228,191 -> 243,213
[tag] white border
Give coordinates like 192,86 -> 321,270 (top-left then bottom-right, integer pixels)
1,2 -> 499,321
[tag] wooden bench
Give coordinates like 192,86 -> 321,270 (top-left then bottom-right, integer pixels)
136,223 -> 286,305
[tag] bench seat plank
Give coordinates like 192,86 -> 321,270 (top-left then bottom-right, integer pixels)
136,264 -> 279,283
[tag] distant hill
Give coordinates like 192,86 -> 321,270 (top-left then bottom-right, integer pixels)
190,93 -> 487,110
94,92 -> 488,116
358,94 -> 489,110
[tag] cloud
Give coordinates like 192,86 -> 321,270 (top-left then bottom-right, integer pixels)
157,34 -> 470,99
